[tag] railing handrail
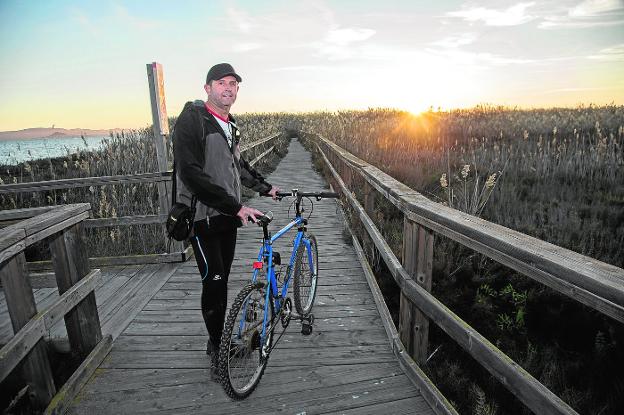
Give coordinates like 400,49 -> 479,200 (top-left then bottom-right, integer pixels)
309,132 -> 624,415
0,133 -> 282,196
0,204 -> 91,259
0,204 -> 108,410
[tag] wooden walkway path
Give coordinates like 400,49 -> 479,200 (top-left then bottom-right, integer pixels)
62,139 -> 436,414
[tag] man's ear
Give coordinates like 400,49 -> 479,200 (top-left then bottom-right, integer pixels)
204,83 -> 211,94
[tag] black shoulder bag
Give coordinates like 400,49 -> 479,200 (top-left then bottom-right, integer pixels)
166,162 -> 197,241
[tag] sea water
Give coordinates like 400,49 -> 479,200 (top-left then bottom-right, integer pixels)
0,136 -> 107,165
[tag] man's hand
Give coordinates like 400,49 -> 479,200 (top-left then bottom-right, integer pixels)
237,205 -> 264,226
268,186 -> 281,200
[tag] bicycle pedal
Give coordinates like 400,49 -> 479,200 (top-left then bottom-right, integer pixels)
301,322 -> 313,336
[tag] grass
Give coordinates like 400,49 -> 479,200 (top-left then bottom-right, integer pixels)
0,113 -> 292,259
297,105 -> 624,414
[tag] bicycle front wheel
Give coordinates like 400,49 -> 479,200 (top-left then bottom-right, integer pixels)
218,281 -> 274,399
293,233 -> 318,315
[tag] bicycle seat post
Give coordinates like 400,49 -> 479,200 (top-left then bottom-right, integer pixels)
262,221 -> 270,241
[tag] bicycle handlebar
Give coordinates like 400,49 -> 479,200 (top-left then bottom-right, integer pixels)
262,190 -> 340,200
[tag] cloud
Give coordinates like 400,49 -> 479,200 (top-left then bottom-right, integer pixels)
325,27 -> 376,46
233,42 -> 263,52
570,0 -> 622,17
432,33 -> 478,48
588,44 -> 624,60
447,2 -> 536,26
425,47 -> 534,67
268,65 -> 335,72
226,7 -> 254,34
113,4 -> 160,30
311,26 -> 376,60
69,8 -> 100,36
539,0 -> 624,28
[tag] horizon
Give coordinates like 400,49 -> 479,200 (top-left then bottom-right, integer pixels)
1,0 -> 623,131
2,102 -> 623,133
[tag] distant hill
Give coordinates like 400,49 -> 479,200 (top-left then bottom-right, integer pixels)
0,127 -> 125,141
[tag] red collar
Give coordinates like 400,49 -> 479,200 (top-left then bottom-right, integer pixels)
204,103 -> 229,123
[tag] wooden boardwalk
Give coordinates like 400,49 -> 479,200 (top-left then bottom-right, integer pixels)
62,139 -> 435,414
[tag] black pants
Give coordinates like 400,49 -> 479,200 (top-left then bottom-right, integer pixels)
190,219 -> 237,348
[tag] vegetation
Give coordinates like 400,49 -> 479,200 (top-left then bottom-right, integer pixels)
296,105 -> 624,414
0,113 -> 291,258
2,104 -> 622,413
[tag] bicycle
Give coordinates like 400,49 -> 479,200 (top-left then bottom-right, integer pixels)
218,189 -> 339,399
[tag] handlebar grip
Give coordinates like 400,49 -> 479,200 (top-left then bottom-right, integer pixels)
320,192 -> 340,198
260,191 -> 292,198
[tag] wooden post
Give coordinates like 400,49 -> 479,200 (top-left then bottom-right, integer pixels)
0,252 -> 56,407
363,181 -> 376,261
49,223 -> 102,358
147,62 -> 183,253
399,217 -> 434,365
342,163 -> 352,188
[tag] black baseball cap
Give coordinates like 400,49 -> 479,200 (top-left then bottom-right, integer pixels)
206,63 -> 242,84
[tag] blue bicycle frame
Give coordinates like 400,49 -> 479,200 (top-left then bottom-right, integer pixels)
246,214 -> 313,343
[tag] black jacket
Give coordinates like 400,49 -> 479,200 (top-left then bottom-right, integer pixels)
172,100 -> 272,229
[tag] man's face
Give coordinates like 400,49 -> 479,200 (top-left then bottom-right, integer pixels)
204,75 -> 239,110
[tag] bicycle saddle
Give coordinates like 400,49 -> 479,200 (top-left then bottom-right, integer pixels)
255,211 -> 273,226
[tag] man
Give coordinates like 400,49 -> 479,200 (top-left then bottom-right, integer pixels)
172,63 -> 279,368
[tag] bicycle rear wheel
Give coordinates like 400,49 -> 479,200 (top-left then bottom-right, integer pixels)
293,233 -> 318,315
218,281 -> 274,399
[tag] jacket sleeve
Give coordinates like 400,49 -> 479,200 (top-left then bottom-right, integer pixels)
173,110 -> 242,215
239,155 -> 272,194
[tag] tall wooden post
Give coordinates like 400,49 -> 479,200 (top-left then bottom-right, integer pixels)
50,223 -> 102,357
147,62 -> 182,253
363,181 -> 376,260
0,252 -> 56,407
399,217 -> 434,365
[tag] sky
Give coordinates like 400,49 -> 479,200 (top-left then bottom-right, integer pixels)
0,0 -> 623,130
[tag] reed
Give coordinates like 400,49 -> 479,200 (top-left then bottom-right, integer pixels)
0,113 -> 291,257
297,105 -> 624,414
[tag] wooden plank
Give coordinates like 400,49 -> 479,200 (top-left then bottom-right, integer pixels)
240,132 -> 280,153
0,252 -> 56,405
0,206 -> 55,222
0,172 -> 170,194
26,251 -> 185,273
0,239 -> 25,265
347,205 -> 457,415
249,145 -> 275,167
400,217 -> 433,365
25,211 -> 90,247
50,223 -> 102,358
42,270 -> 100,330
71,364 -> 421,414
0,270 -> 98,381
84,214 -> 167,228
102,263 -> 176,340
44,335 -> 113,415
0,227 -> 25,253
26,272 -> 58,289
319,143 -> 578,415
100,345 -> 396,369
0,318 -> 46,382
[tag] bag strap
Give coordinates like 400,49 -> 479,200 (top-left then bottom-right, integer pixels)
170,110 -> 201,210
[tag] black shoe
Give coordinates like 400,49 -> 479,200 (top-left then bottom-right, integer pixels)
206,341 -> 219,365
206,341 -> 220,382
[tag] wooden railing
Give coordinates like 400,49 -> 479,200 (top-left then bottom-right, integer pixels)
0,133 -> 284,268
305,132 -> 624,415
0,204 -> 113,413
